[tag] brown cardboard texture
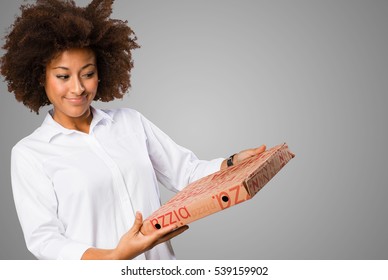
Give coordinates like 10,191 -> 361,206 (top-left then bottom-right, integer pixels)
141,143 -> 295,235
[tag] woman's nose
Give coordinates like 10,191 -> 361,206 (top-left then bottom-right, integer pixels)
71,77 -> 85,95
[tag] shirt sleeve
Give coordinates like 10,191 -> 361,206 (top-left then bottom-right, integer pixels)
11,145 -> 91,260
139,113 -> 224,192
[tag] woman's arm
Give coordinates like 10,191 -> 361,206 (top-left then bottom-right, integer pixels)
138,111 -> 266,191
11,146 -> 92,259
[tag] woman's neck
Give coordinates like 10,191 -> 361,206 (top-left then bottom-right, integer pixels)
52,107 -> 93,134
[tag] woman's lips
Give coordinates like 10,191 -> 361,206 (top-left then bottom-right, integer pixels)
64,95 -> 87,105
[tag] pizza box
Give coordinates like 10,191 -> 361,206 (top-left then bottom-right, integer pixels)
141,143 -> 295,234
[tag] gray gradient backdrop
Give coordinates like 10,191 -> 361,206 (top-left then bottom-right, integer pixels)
1,0 -> 387,259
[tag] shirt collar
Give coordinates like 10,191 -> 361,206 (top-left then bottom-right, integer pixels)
39,106 -> 114,143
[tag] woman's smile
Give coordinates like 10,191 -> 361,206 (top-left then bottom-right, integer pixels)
64,95 -> 88,105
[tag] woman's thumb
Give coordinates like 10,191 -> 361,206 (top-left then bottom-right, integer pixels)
131,211 -> 143,232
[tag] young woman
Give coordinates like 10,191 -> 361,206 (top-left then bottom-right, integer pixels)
1,0 -> 265,260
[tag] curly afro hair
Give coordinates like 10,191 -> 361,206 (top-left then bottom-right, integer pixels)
0,0 -> 139,113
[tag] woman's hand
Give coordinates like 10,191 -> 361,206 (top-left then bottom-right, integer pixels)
81,211 -> 188,260
221,144 -> 266,170
113,211 -> 188,259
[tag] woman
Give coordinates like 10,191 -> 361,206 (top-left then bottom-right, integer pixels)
1,0 -> 265,260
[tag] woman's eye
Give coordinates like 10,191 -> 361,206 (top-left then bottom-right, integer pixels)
56,75 -> 69,80
83,72 -> 95,78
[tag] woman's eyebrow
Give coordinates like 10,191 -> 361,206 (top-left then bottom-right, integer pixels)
52,63 -> 96,70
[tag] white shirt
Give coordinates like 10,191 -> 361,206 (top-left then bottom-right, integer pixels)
11,107 -> 223,260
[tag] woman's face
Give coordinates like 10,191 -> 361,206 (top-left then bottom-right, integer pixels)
45,48 -> 98,126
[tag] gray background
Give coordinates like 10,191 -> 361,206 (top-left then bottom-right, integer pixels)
1,0 -> 387,259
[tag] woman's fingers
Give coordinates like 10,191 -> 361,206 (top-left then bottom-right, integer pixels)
153,225 -> 189,246
235,144 -> 266,164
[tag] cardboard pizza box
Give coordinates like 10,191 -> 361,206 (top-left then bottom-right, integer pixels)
141,143 -> 295,234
